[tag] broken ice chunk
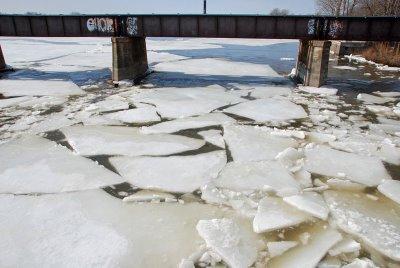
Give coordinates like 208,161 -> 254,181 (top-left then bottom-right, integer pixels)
223,99 -> 307,123
304,145 -> 391,187
326,179 -> 366,192
250,86 -> 292,99
215,161 -> 301,197
373,91 -> 400,98
0,135 -> 123,194
377,180 -> 400,205
29,113 -> 76,134
62,125 -> 205,157
267,241 -> 298,258
253,197 -> 313,233
105,107 -> 161,124
198,129 -> 226,148
307,132 -> 336,143
324,190 -> 400,261
196,218 -> 259,268
342,258 -> 378,268
328,237 -> 361,257
268,225 -> 342,268
283,192 -> 329,220
299,86 -> 338,96
88,97 -> 129,113
141,113 -> 235,134
110,151 -> 226,193
357,93 -> 392,104
223,125 -> 298,162
0,79 -> 84,96
122,190 -> 176,203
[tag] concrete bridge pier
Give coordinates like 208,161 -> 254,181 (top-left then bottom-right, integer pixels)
0,45 -> 6,71
296,40 -> 331,87
111,37 -> 148,83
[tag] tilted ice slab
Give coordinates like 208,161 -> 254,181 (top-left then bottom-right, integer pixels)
62,125 -> 205,157
283,192 -> 329,220
155,58 -> 281,78
0,79 -> 84,97
110,151 -> 226,193
223,99 -> 307,123
378,180 -> 400,205
0,135 -> 122,194
105,107 -> 161,124
29,113 -> 76,134
0,190 -> 232,267
299,86 -> 338,96
324,190 -> 400,261
268,225 -> 342,268
357,93 -> 393,104
215,161 -> 301,196
130,86 -> 244,119
304,145 -> 391,187
267,241 -> 299,258
142,113 -> 235,134
196,218 -> 259,268
250,86 -> 292,99
253,197 -> 313,233
198,129 -> 225,148
223,125 -> 298,162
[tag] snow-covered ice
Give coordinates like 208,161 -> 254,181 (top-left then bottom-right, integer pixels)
0,135 -> 122,194
224,99 -> 307,123
110,151 -> 226,193
62,125 -> 205,156
304,145 -> 391,186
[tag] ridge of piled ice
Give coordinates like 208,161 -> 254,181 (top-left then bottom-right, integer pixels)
196,218 -> 259,268
253,197 -> 313,233
215,161 -> 301,196
283,192 -> 329,220
304,145 -> 391,186
110,151 -> 226,193
0,79 -> 84,96
223,125 -> 298,162
0,135 -> 122,194
0,190 -> 231,267
377,180 -> 400,205
267,225 -> 342,268
61,125 -> 205,156
141,113 -> 235,134
105,107 -> 161,124
324,190 -> 400,261
223,99 -> 307,123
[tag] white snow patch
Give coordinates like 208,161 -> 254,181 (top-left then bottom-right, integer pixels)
110,151 -> 226,193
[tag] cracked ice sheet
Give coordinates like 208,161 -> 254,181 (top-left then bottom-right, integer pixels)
62,125 -> 205,157
0,79 -> 84,97
154,58 -> 281,78
0,190 -> 234,267
304,145 -> 391,187
0,135 -> 122,194
215,161 -> 301,197
324,190 -> 400,261
141,113 -> 235,134
268,224 -> 342,268
223,125 -> 298,162
105,107 -> 161,124
110,151 -> 226,193
130,85 -> 244,119
196,218 -> 261,268
224,99 -> 307,123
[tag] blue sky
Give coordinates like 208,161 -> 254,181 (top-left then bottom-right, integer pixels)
2,0 -> 316,15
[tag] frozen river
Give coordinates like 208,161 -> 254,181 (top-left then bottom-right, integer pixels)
0,37 -> 399,267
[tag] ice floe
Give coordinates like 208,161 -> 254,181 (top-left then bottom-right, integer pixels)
224,99 -> 307,123
0,79 -> 84,96
198,129 -> 225,148
0,189 -> 231,267
253,197 -> 313,233
0,135 -> 122,194
196,218 -> 259,268
105,107 -> 161,124
267,241 -> 298,258
215,161 -> 301,196
62,125 -> 205,156
304,145 -> 391,186
377,180 -> 400,205
283,192 -> 329,220
299,86 -> 338,96
142,113 -> 235,134
324,190 -> 400,261
223,125 -> 298,162
250,86 -> 292,99
110,151 -> 226,193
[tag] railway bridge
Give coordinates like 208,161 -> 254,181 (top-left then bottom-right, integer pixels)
1,14 -> 399,87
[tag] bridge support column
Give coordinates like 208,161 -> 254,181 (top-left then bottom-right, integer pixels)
0,45 -> 6,72
112,37 -> 148,82
296,40 -> 331,87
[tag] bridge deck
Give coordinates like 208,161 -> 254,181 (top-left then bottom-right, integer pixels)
0,15 -> 399,41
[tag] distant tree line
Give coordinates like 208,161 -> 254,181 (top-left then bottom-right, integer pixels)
269,8 -> 290,15
316,0 -> 400,16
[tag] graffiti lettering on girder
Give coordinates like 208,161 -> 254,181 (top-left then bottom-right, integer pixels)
87,18 -> 115,33
307,19 -> 316,35
126,17 -> 138,36
328,20 -> 344,38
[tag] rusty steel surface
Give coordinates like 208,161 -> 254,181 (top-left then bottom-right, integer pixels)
0,15 -> 399,41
